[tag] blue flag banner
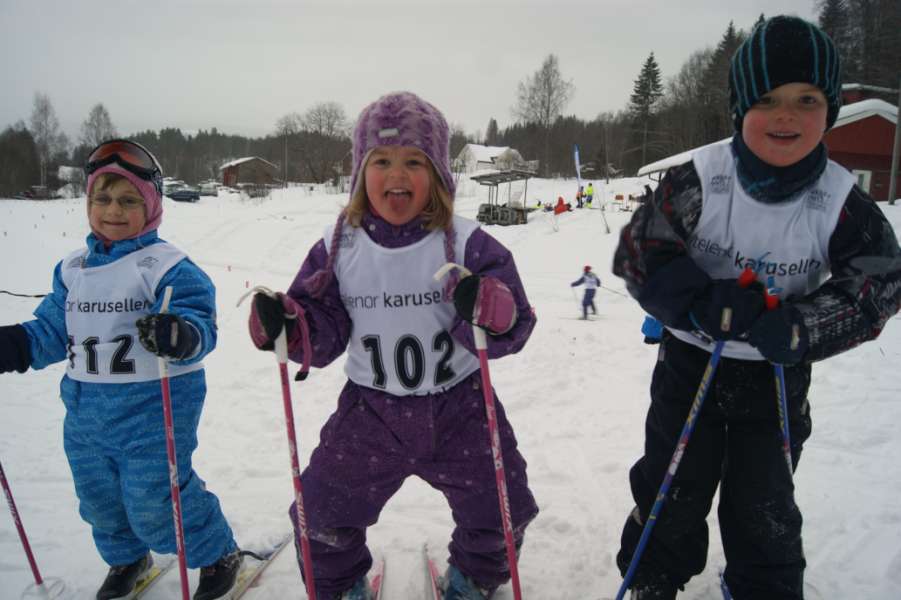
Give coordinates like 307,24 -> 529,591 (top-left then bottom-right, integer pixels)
574,145 -> 582,193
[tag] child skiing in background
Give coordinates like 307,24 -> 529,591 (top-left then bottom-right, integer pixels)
585,182 -> 595,208
0,140 -> 240,600
571,265 -> 601,320
247,91 -> 539,600
611,16 -> 901,600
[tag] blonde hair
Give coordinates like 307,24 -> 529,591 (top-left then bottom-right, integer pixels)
344,155 -> 454,231
303,154 -> 459,299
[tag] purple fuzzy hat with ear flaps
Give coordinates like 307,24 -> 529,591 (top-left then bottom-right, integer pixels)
351,91 -> 456,197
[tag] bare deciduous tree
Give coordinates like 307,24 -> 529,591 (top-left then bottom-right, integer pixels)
274,112 -> 303,136
29,92 -> 68,186
80,103 -> 117,149
302,102 -> 349,138
513,54 -> 574,176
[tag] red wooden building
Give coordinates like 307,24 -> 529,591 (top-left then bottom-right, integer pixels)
824,89 -> 898,201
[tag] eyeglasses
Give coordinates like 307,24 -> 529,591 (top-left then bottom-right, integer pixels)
84,139 -> 163,195
89,195 -> 146,211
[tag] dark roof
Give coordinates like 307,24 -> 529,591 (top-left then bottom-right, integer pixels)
470,169 -> 536,186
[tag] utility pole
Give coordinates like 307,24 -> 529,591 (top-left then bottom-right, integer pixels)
889,75 -> 900,205
284,133 -> 288,189
604,123 -> 610,184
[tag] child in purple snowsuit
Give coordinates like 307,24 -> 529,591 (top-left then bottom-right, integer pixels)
247,91 -> 539,599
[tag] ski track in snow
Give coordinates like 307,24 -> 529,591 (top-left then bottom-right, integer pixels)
1,182 -> 900,599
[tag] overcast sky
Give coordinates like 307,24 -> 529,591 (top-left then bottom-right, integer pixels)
1,0 -> 819,142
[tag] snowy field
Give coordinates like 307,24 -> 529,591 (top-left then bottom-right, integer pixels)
1,179 -> 900,599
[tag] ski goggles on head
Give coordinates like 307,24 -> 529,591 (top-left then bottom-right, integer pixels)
84,139 -> 163,194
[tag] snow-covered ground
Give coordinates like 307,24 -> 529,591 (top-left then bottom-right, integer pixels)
1,179 -> 900,599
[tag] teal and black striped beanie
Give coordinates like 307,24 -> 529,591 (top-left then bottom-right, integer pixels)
729,15 -> 842,132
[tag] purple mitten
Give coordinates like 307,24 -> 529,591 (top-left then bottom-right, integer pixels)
453,275 -> 518,335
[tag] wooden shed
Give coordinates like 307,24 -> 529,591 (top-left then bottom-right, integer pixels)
219,157 -> 279,187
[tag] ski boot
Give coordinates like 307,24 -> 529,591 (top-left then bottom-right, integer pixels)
629,582 -> 678,599
442,565 -> 493,599
96,553 -> 153,600
194,549 -> 243,600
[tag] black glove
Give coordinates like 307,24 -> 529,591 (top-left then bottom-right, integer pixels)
690,278 -> 766,341
136,314 -> 199,360
0,324 -> 31,374
249,292 -> 299,351
749,305 -> 809,365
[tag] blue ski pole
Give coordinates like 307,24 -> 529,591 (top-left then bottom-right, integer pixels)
615,339 -> 725,600
616,268 -> 757,600
763,290 -> 797,477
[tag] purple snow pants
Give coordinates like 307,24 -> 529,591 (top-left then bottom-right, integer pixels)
289,371 -> 538,597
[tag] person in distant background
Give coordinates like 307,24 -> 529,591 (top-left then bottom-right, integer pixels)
585,182 -> 595,208
554,196 -> 569,215
571,265 -> 601,320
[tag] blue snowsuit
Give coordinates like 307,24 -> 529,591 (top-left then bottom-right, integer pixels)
21,231 -> 236,568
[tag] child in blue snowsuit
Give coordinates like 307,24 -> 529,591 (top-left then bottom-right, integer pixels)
0,140 -> 239,600
247,91 -> 539,600
571,265 -> 601,319
612,17 -> 901,599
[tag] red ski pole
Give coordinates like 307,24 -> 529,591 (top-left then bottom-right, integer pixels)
157,286 -> 190,600
1,459 -> 43,585
274,310 -> 317,600
1,460 -> 67,598
240,286 -> 317,600
434,264 -> 523,600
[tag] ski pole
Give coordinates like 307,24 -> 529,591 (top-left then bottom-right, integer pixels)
239,286 -> 317,600
1,459 -> 43,586
156,286 -> 190,600
616,268 -> 756,599
615,339 -> 725,600
434,264 -> 523,600
774,363 -> 793,476
759,288 -> 795,477
1,460 -> 67,600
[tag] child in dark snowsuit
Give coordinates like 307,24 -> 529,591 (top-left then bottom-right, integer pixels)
0,140 -> 240,600
571,265 -> 601,319
247,92 -> 538,600
612,16 -> 901,600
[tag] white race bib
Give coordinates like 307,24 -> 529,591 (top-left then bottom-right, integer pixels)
668,141 -> 853,359
325,216 -> 481,395
60,243 -> 204,382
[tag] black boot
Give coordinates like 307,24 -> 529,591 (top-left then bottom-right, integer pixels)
630,582 -> 678,600
96,554 -> 153,600
194,550 -> 243,600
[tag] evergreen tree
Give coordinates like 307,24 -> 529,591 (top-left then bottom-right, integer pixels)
700,22 -> 745,141
485,118 -> 499,146
0,122 -> 41,196
629,52 -> 664,166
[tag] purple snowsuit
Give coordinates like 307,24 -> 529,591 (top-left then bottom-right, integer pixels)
284,213 -> 539,597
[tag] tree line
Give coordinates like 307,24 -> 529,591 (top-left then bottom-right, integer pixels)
1,0 -> 897,197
